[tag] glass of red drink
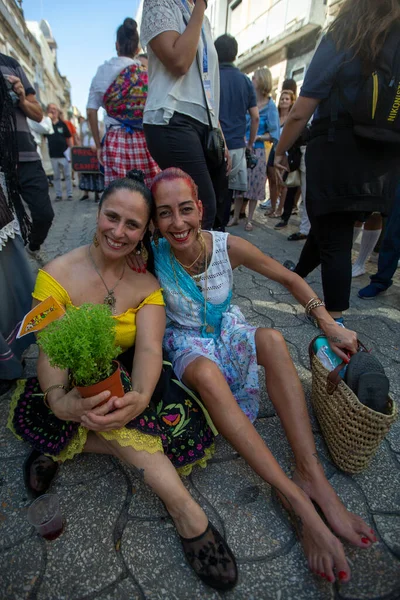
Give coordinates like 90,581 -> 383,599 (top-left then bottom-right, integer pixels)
27,494 -> 64,540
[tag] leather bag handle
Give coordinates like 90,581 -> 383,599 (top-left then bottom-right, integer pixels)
309,335 -> 370,395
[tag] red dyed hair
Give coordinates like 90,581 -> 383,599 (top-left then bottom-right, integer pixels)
151,168 -> 199,203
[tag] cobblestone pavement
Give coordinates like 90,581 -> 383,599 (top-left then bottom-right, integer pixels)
1,190 -> 399,600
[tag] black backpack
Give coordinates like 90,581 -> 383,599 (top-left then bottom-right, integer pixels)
337,24 -> 400,144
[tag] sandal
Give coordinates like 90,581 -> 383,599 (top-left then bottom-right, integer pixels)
244,221 -> 253,232
226,218 -> 239,228
180,522 -> 238,591
23,450 -> 59,498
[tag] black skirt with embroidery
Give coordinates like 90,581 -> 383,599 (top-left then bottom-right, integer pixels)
9,348 -> 215,475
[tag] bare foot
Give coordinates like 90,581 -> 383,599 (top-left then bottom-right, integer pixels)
227,218 -> 239,227
275,487 -> 351,583
293,466 -> 376,552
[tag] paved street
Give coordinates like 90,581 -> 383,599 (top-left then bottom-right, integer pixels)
1,189 -> 399,600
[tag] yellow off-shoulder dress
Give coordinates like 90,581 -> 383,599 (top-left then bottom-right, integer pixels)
8,270 -> 216,475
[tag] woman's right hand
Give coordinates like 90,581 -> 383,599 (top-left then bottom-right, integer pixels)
49,388 -> 114,422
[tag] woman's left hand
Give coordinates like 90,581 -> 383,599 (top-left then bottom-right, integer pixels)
80,391 -> 150,431
274,153 -> 289,184
322,322 -> 358,363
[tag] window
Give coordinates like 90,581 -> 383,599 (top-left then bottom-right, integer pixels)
229,0 -> 243,37
291,66 -> 305,83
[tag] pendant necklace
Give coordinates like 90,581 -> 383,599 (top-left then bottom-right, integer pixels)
173,237 -> 205,271
88,245 -> 125,314
170,239 -> 214,334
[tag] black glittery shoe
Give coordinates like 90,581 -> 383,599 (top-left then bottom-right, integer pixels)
180,522 -> 238,591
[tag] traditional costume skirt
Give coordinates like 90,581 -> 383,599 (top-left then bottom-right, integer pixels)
163,305 -> 260,423
7,348 -> 216,476
102,128 -> 160,188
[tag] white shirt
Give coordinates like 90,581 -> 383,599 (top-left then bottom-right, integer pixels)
141,0 -> 220,128
86,56 -> 140,129
27,116 -> 53,159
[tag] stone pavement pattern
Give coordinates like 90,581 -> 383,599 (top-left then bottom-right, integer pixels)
1,192 -> 400,600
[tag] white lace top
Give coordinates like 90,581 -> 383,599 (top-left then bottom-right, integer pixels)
163,231 -> 233,328
140,0 -> 220,128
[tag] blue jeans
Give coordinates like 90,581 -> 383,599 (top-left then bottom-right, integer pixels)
370,182 -> 400,289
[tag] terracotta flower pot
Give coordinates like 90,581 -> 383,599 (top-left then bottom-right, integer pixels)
76,360 -> 125,401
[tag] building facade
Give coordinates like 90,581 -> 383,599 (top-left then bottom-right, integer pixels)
0,0 -> 71,111
208,0 -> 328,96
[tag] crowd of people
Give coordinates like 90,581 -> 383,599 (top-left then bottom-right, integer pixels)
1,0 -> 399,592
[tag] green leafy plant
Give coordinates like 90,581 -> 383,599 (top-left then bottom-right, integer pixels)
37,303 -> 121,386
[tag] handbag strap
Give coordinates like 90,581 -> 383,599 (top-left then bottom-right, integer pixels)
181,13 -> 214,131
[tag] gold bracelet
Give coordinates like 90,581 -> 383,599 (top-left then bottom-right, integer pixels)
305,297 -> 319,314
306,300 -> 325,316
43,384 -> 68,409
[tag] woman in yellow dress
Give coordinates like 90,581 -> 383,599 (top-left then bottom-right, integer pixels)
8,171 -> 237,592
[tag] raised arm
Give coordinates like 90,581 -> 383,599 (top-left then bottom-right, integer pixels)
8,76 -> 43,122
148,0 -> 207,77
227,235 -> 357,361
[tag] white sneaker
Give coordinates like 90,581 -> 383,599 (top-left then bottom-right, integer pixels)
26,247 -> 47,267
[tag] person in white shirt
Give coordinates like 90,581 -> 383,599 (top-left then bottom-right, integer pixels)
141,0 -> 230,229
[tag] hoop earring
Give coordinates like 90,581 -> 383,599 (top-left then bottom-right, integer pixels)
93,233 -> 99,247
140,241 -> 149,264
197,227 -> 204,245
136,241 -> 149,265
153,229 -> 160,247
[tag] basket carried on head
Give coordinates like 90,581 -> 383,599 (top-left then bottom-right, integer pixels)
309,335 -> 398,473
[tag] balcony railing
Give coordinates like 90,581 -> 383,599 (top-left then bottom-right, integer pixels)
234,0 -> 313,57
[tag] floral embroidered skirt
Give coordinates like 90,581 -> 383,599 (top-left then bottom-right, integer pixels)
7,360 -> 216,477
164,305 -> 260,423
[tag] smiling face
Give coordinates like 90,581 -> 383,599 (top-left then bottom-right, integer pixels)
153,178 -> 203,251
96,188 -> 149,258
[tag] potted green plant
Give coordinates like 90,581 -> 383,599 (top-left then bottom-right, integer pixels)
38,303 -> 128,399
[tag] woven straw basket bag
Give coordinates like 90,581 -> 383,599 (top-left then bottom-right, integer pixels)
309,336 -> 398,473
